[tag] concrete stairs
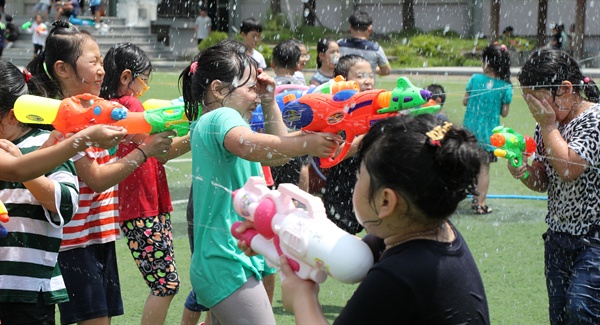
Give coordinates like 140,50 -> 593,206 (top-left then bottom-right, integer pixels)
2,16 -> 187,71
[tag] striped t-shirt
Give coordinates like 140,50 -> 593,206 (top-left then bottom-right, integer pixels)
60,147 -> 120,251
0,129 -> 79,304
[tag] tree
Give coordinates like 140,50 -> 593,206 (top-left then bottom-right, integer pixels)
402,0 -> 415,30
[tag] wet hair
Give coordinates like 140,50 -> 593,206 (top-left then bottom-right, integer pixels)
272,39 -> 300,70
427,84 -> 446,106
216,38 -> 247,54
0,61 -> 29,122
5,15 -> 12,22
26,21 -> 93,98
100,43 -> 152,99
316,38 -> 336,69
240,17 -> 262,34
358,114 -> 482,220
518,48 -> 600,103
482,43 -> 511,83
179,41 -> 258,121
334,54 -> 368,78
348,10 -> 372,32
502,26 -> 513,34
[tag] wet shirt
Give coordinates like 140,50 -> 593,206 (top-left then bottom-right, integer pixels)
335,223 -> 490,324
534,104 -> 600,236
189,107 -> 275,307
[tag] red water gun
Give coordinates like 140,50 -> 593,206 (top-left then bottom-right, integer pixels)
281,77 -> 440,168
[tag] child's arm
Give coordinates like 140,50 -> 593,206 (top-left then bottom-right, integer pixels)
224,128 -> 340,162
0,125 -> 126,182
75,131 -> 174,193
462,92 -> 469,106
501,104 -> 510,117
156,134 -> 190,163
508,159 -> 548,192
256,69 -> 289,138
524,94 -> 589,181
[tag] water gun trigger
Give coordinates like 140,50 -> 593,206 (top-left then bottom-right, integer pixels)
317,137 -> 353,169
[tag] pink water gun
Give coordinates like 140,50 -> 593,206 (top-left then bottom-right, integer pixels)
231,177 -> 374,284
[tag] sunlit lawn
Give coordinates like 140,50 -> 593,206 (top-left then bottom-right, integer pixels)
59,72 -> 550,324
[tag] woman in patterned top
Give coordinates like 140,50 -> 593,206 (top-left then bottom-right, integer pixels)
515,48 -> 600,324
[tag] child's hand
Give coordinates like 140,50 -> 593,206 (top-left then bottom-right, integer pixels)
302,132 -> 342,158
280,254 -> 320,313
524,93 -> 557,128
255,68 -> 276,105
74,125 -> 127,150
234,220 -> 259,256
507,155 -> 530,179
39,130 -> 67,149
138,131 -> 175,158
0,139 -> 22,157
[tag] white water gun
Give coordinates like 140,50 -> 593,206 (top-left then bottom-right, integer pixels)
231,177 -> 373,284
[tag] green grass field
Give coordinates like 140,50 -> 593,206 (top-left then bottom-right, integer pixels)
60,72 -> 550,324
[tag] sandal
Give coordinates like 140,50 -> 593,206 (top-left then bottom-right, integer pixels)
474,205 -> 492,215
471,199 -> 479,210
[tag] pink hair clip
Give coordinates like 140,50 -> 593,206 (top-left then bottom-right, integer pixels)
584,77 -> 590,84
500,44 -> 507,52
190,61 -> 198,75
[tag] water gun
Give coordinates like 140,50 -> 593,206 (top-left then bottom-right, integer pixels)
231,177 -> 373,284
490,126 -> 536,179
0,200 -> 9,238
14,94 -> 190,136
21,21 -> 32,30
69,16 -> 95,27
280,77 -> 440,168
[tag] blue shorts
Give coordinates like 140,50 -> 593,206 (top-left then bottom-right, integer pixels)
184,290 -> 209,312
57,242 -> 124,325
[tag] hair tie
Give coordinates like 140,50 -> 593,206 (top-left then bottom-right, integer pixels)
22,69 -> 32,83
584,77 -> 590,84
426,122 -> 453,147
43,61 -> 53,80
189,61 -> 198,75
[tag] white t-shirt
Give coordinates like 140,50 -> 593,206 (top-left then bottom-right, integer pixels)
251,49 -> 267,69
194,16 -> 211,40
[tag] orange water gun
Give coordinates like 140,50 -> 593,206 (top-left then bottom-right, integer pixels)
281,77 -> 440,168
0,200 -> 9,238
14,94 -> 190,136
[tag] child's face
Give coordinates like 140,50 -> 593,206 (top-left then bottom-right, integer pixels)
296,45 -> 309,71
347,60 -> 374,91
35,15 -> 43,23
223,66 -> 259,121
129,70 -> 151,98
320,42 -> 340,69
65,38 -> 104,97
241,31 -> 261,50
353,163 -> 377,231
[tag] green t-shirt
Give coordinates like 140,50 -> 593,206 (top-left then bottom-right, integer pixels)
190,107 -> 275,307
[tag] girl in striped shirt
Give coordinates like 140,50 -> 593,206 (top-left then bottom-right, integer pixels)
25,21 -> 174,325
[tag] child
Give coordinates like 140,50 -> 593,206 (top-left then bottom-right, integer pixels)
241,114 -> 490,323
179,41 -> 340,324
4,15 -> 18,49
240,17 -> 266,69
54,0 -> 80,21
310,38 -> 339,86
512,48 -> 600,324
462,42 -> 512,214
26,21 -> 174,325
194,6 -> 211,45
291,39 -> 308,84
271,39 -> 304,86
322,54 -> 373,234
100,42 -> 188,325
270,39 -> 310,191
427,83 -> 448,120
27,14 -> 48,57
0,59 -> 127,324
